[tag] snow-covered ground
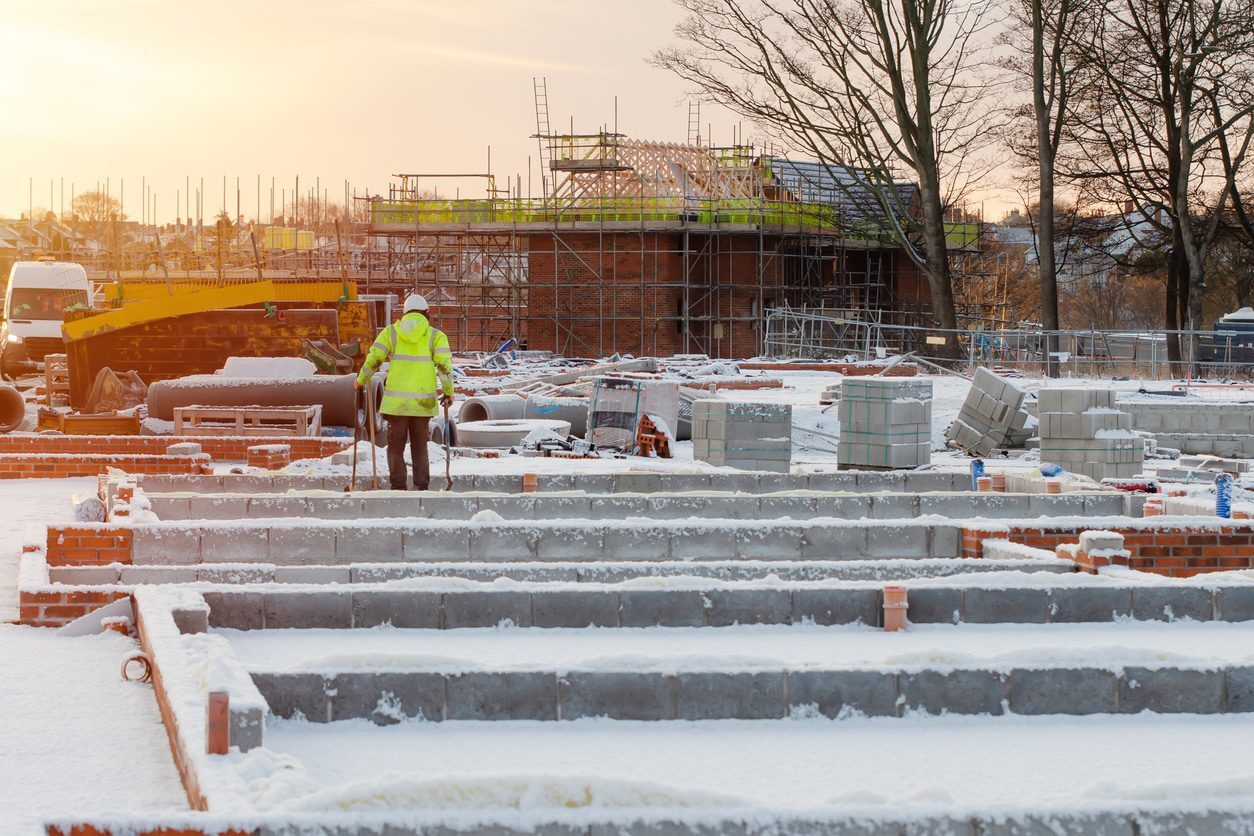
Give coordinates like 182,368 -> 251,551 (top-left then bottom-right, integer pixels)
0,477 -> 93,622
0,626 -> 188,834
259,713 -> 1254,818
221,621 -> 1254,675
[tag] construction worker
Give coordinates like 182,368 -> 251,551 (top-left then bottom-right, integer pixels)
354,294 -> 454,490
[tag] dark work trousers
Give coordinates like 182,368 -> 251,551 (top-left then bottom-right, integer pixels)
385,415 -> 431,490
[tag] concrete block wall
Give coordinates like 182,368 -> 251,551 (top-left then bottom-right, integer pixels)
1037,388 -> 1144,481
691,400 -> 792,472
944,368 -> 1027,455
837,378 -> 932,469
0,433 -> 348,462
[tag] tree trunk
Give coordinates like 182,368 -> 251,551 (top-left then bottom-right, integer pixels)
917,180 -> 960,360
1165,244 -> 1181,369
1032,0 -> 1061,378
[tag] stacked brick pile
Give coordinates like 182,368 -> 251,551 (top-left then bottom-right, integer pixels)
837,379 -> 932,469
945,368 -> 1030,455
1038,388 -> 1144,480
691,401 -> 792,473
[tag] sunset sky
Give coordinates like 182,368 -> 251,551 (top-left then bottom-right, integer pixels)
1,0 -> 1014,223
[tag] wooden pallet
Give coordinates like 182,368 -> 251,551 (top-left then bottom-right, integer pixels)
44,354 -> 70,407
36,408 -> 142,435
173,405 -> 322,438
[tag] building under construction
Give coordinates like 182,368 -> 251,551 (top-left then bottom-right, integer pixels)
366,115 -> 983,358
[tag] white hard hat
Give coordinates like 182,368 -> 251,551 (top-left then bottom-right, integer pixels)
403,294 -> 429,313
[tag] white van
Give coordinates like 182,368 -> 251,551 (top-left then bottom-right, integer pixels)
1,260 -> 91,376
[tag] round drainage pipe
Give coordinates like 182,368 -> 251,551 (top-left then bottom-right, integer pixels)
457,418 -> 571,448
0,385 -> 25,433
458,394 -> 526,424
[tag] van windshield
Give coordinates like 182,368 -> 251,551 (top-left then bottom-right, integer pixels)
6,288 -> 88,321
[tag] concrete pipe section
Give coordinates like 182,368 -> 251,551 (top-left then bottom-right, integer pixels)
524,394 -> 589,437
147,374 -> 358,426
0,385 -> 25,432
456,418 -> 572,448
458,394 -> 525,424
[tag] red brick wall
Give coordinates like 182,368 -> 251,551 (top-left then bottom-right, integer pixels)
46,525 -> 134,566
0,453 -> 208,479
0,434 -> 347,462
964,521 -> 1254,577
20,589 -> 129,628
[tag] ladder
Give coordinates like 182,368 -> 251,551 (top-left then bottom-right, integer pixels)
687,100 -> 701,146
533,77 -> 553,202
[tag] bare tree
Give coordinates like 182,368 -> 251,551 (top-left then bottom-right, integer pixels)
1003,0 -> 1089,375
654,0 -> 1002,358
72,190 -> 123,244
1061,0 -> 1254,368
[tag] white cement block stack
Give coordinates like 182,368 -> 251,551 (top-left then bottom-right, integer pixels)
837,379 -> 932,469
945,368 -> 1028,455
691,401 -> 792,473
1037,388 -> 1144,480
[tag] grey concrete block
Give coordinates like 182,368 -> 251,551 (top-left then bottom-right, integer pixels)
351,591 -> 442,628
402,526 -> 471,562
418,495 -> 480,518
1217,586 -> 1254,622
445,672 -> 557,720
334,525 -> 401,563
620,590 -> 705,627
171,606 -> 209,635
647,495 -> 712,520
802,524 -> 868,559
532,495 -> 592,519
196,566 -> 275,584
1118,667 -> 1224,714
964,588 -> 1049,624
707,473 -> 761,493
1049,587 -> 1132,622
229,705 -> 264,752
1225,666 -> 1254,713
360,495 -> 422,519
703,496 -> 766,519
273,566 -> 351,584
479,496 -> 534,521
792,588 -> 880,626
269,525 -> 336,564
600,524 -> 670,561
930,525 -> 961,558
263,591 -> 352,629
812,495 -> 871,520
905,587 -> 963,624
613,473 -> 662,494
867,495 -> 917,519
251,672 -> 329,722
531,591 -> 620,628
189,495 -> 248,520
443,591 -> 533,628
202,526 -> 269,563
571,474 -> 615,494
673,672 -> 787,720
900,669 -> 1006,715
704,589 -> 792,626
866,523 -> 928,557
147,496 -> 192,521
661,474 -> 713,492
1131,587 -> 1214,622
536,526 -> 602,560
202,591 -> 264,630
787,670 -> 899,718
1006,667 -> 1116,715
246,496 -> 310,518
559,672 -> 672,721
119,565 -> 197,585
329,672 -> 445,723
132,526 -> 202,566
471,525 -> 538,560
669,525 -> 737,560
735,525 -> 802,560
976,813 -> 1133,836
591,496 -> 651,517
50,566 -> 120,585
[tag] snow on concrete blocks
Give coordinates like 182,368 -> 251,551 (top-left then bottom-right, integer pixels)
944,368 -> 1029,456
836,378 -> 933,469
691,399 -> 792,472
1037,387 -> 1144,481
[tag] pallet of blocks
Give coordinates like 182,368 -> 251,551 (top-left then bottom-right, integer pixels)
691,401 -> 792,473
945,368 -> 1030,455
1037,388 -> 1144,480
837,378 -> 932,469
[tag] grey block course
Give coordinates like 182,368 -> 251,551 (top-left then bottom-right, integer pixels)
558,672 -> 673,721
402,527 -> 471,562
964,588 -> 1049,624
792,588 -> 880,625
1131,586 -> 1214,621
735,525 -> 803,559
673,672 -> 787,720
261,591 -> 352,629
786,670 -> 899,718
620,590 -> 706,627
337,525 -> 403,563
1005,667 -> 1117,715
201,526 -> 268,563
351,590 -> 442,629
330,672 -> 444,723
470,526 -> 538,560
1226,666 -> 1254,714
270,526 -> 336,564
250,672 -> 329,722
531,590 -> 620,628
132,527 -> 202,566
444,672 -> 558,721
443,591 -> 533,628
1217,586 -> 1254,621
900,669 -> 1006,716
904,588 -> 963,624
1048,587 -> 1132,622
1118,667 -> 1224,714
704,589 -> 793,626
202,591 -> 264,630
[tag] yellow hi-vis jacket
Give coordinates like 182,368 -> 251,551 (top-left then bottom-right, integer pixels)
356,312 -> 454,417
